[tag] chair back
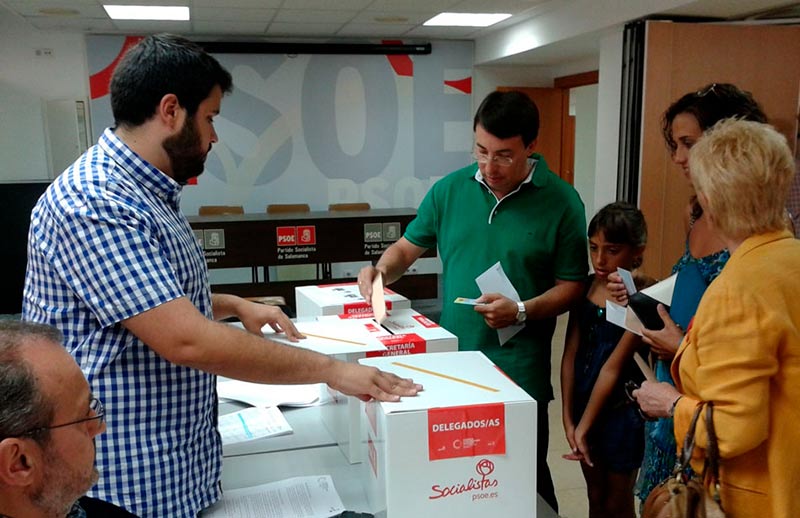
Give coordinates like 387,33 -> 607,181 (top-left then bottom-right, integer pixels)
266,203 -> 311,214
198,205 -> 244,216
328,202 -> 371,211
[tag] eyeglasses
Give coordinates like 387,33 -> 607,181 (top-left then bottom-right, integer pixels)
472,150 -> 515,167
20,397 -> 105,437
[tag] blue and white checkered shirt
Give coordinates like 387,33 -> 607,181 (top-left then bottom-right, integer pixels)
23,128 -> 222,517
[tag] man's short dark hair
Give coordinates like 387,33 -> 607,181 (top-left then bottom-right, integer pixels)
110,33 -> 233,128
473,91 -> 540,146
0,321 -> 62,442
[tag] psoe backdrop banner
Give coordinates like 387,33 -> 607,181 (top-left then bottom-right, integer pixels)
86,35 -> 473,215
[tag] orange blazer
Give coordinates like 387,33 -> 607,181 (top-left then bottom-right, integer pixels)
671,230 -> 800,518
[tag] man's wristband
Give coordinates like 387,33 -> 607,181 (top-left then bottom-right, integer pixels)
668,395 -> 683,418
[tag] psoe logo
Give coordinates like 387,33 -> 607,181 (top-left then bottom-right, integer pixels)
276,226 -> 297,246
428,459 -> 499,500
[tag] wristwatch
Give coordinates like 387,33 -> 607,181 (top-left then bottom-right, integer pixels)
515,301 -> 527,324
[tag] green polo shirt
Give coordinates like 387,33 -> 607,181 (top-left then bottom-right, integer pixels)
405,154 -> 588,402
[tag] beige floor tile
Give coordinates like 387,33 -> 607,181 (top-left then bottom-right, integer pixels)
549,314 -> 589,517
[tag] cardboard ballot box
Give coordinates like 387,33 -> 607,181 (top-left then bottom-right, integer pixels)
317,309 -> 458,463
359,351 -> 537,518
295,282 -> 411,318
259,319 -> 388,362
317,308 -> 457,356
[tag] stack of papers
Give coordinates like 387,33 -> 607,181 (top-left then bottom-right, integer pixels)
204,475 -> 345,518
217,380 -> 321,408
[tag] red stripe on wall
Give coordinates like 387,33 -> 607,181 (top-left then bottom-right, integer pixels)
444,77 -> 472,94
89,36 -> 144,99
382,40 -> 413,77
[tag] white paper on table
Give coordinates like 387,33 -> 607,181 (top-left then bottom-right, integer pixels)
475,261 -> 524,345
203,475 -> 345,518
371,271 -> 387,323
218,406 -> 292,445
217,379 -> 320,407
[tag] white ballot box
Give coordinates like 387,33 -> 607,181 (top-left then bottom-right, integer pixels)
317,309 -> 458,464
318,308 -> 457,356
359,351 -> 537,518
295,282 -> 411,318
260,319 -> 387,362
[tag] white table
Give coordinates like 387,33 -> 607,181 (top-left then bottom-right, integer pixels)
219,401 -> 559,517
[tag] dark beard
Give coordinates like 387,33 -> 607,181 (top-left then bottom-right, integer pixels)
163,116 -> 208,184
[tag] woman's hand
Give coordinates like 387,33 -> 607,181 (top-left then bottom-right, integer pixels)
641,304 -> 684,360
632,380 -> 682,419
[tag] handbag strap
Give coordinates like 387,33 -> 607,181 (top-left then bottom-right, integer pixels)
703,401 -> 723,506
675,401 -> 705,474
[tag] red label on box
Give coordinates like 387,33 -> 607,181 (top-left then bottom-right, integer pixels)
368,438 -> 378,477
363,322 -> 382,333
276,226 -> 297,246
427,403 -> 506,461
413,313 -> 439,328
297,225 -> 316,245
341,302 -> 374,316
367,333 -> 426,357
334,311 -> 373,319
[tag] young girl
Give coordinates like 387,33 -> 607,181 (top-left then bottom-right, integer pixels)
561,201 -> 650,518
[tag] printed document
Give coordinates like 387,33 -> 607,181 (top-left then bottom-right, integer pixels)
203,475 -> 345,518
218,406 -> 292,445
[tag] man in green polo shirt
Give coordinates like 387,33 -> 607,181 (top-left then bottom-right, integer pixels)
357,90 -> 588,512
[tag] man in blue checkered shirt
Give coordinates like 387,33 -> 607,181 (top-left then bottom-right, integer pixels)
22,34 -> 420,518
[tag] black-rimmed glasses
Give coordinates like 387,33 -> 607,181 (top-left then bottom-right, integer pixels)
20,397 -> 105,437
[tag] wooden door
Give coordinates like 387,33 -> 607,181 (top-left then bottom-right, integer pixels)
497,86 -> 566,178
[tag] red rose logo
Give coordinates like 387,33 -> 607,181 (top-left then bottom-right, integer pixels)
476,459 -> 494,477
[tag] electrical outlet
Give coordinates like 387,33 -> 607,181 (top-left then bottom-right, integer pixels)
35,48 -> 54,57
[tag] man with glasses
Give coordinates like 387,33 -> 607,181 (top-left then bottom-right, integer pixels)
0,321 -> 134,517
358,90 -> 588,511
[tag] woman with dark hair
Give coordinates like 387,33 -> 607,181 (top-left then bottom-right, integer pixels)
610,83 -> 768,504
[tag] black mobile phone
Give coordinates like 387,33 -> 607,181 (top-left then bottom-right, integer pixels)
337,512 -> 374,518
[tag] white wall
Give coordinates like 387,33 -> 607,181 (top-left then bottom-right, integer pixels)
593,29 -> 624,210
571,83 -> 599,224
0,14 -> 88,181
